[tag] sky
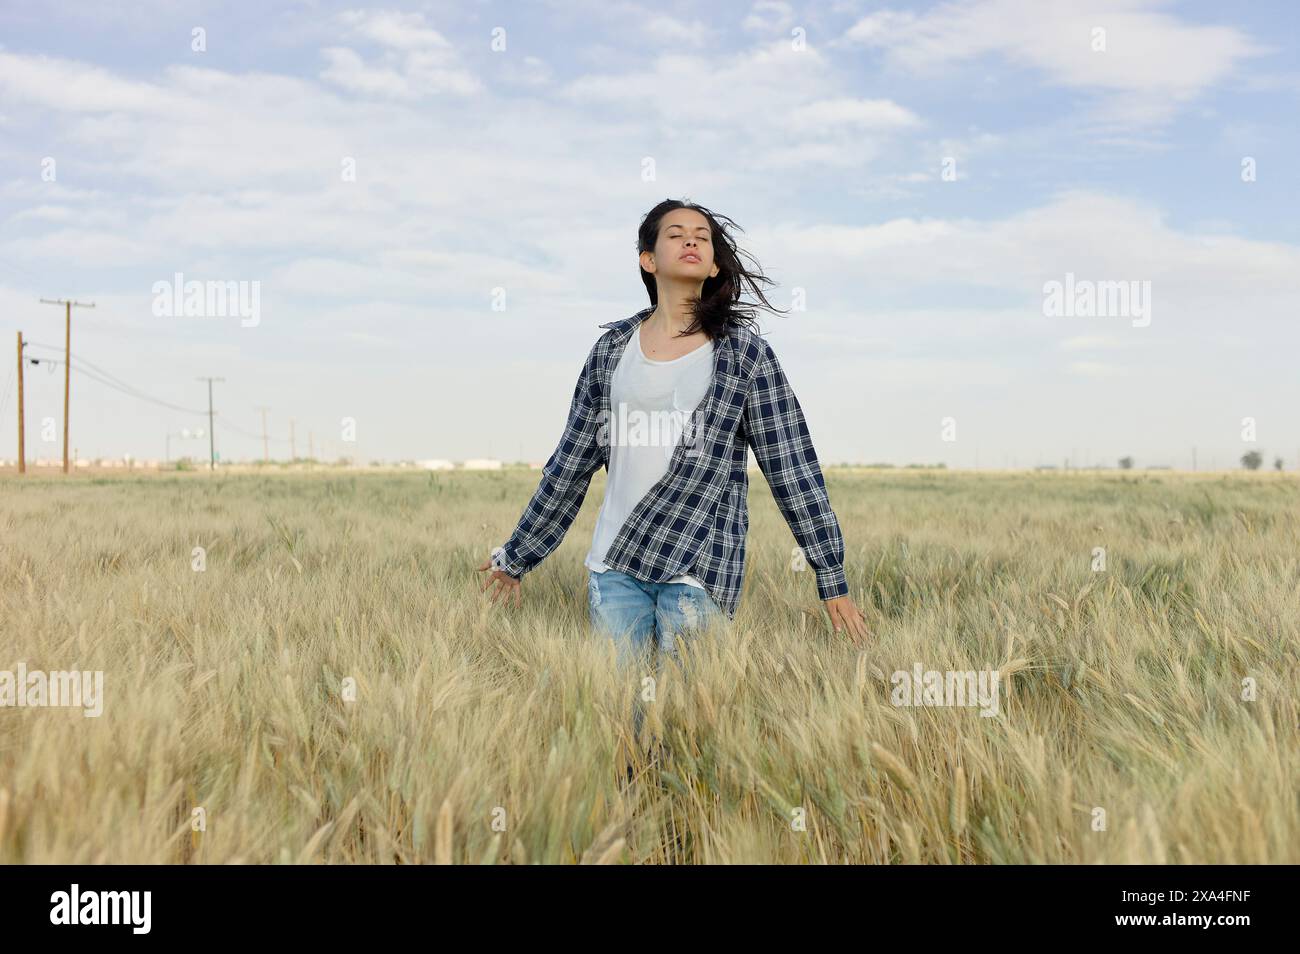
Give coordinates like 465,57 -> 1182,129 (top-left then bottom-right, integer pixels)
0,0 -> 1297,468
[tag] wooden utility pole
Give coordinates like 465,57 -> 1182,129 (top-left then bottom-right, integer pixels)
16,332 -> 25,474
255,406 -> 270,463
39,298 -> 95,474
196,377 -> 225,471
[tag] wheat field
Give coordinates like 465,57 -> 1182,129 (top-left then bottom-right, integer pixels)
0,468 -> 1296,864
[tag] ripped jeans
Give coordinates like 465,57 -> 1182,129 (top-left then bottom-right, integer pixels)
587,568 -> 726,749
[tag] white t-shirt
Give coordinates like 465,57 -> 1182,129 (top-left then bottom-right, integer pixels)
585,323 -> 715,589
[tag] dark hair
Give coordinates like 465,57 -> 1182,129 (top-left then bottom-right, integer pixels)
637,199 -> 788,340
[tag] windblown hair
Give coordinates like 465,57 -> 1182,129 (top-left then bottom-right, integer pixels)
637,199 -> 788,340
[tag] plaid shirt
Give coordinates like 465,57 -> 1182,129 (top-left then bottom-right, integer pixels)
495,305 -> 848,619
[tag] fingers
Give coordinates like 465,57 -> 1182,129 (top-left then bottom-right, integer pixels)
827,599 -> 870,644
847,615 -> 868,644
479,570 -> 520,607
495,579 -> 519,607
843,604 -> 869,643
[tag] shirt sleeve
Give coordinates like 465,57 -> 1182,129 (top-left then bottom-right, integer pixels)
741,339 -> 849,602
494,343 -> 605,579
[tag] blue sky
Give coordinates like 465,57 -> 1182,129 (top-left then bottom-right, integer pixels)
1,0 -> 1297,467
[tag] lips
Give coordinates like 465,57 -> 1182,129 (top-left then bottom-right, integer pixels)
680,253 -> 701,263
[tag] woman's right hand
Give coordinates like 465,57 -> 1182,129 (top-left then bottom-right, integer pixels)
477,557 -> 521,608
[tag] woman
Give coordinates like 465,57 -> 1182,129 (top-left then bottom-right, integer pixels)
477,199 -> 869,666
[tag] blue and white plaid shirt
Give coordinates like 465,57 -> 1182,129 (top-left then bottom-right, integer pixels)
495,305 -> 849,619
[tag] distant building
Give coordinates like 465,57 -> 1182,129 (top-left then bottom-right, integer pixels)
419,459 -> 455,470
462,458 -> 503,470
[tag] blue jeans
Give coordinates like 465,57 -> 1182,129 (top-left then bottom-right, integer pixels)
587,569 -> 725,666
587,569 -> 726,749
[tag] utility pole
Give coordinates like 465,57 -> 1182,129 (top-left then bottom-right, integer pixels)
39,298 -> 95,474
255,406 -> 271,463
289,419 -> 296,462
16,332 -> 25,474
196,377 -> 224,471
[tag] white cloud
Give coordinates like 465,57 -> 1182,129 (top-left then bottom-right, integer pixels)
642,15 -> 710,47
320,47 -> 413,99
761,190 -> 1300,310
840,0 -> 1265,124
340,9 -> 453,51
742,1 -> 796,34
786,97 -> 921,132
320,9 -> 481,99
0,52 -> 185,113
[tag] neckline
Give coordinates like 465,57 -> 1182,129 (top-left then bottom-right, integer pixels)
636,321 -> 714,366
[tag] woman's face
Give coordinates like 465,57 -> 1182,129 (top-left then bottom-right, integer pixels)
646,209 -> 720,282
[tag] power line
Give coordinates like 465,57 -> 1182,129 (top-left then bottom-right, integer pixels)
25,341 -> 159,397
219,415 -> 292,445
26,348 -> 209,415
22,343 -> 314,461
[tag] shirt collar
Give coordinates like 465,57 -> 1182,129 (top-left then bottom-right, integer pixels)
597,305 -> 654,331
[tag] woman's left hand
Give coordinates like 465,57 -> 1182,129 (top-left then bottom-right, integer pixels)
824,595 -> 869,643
